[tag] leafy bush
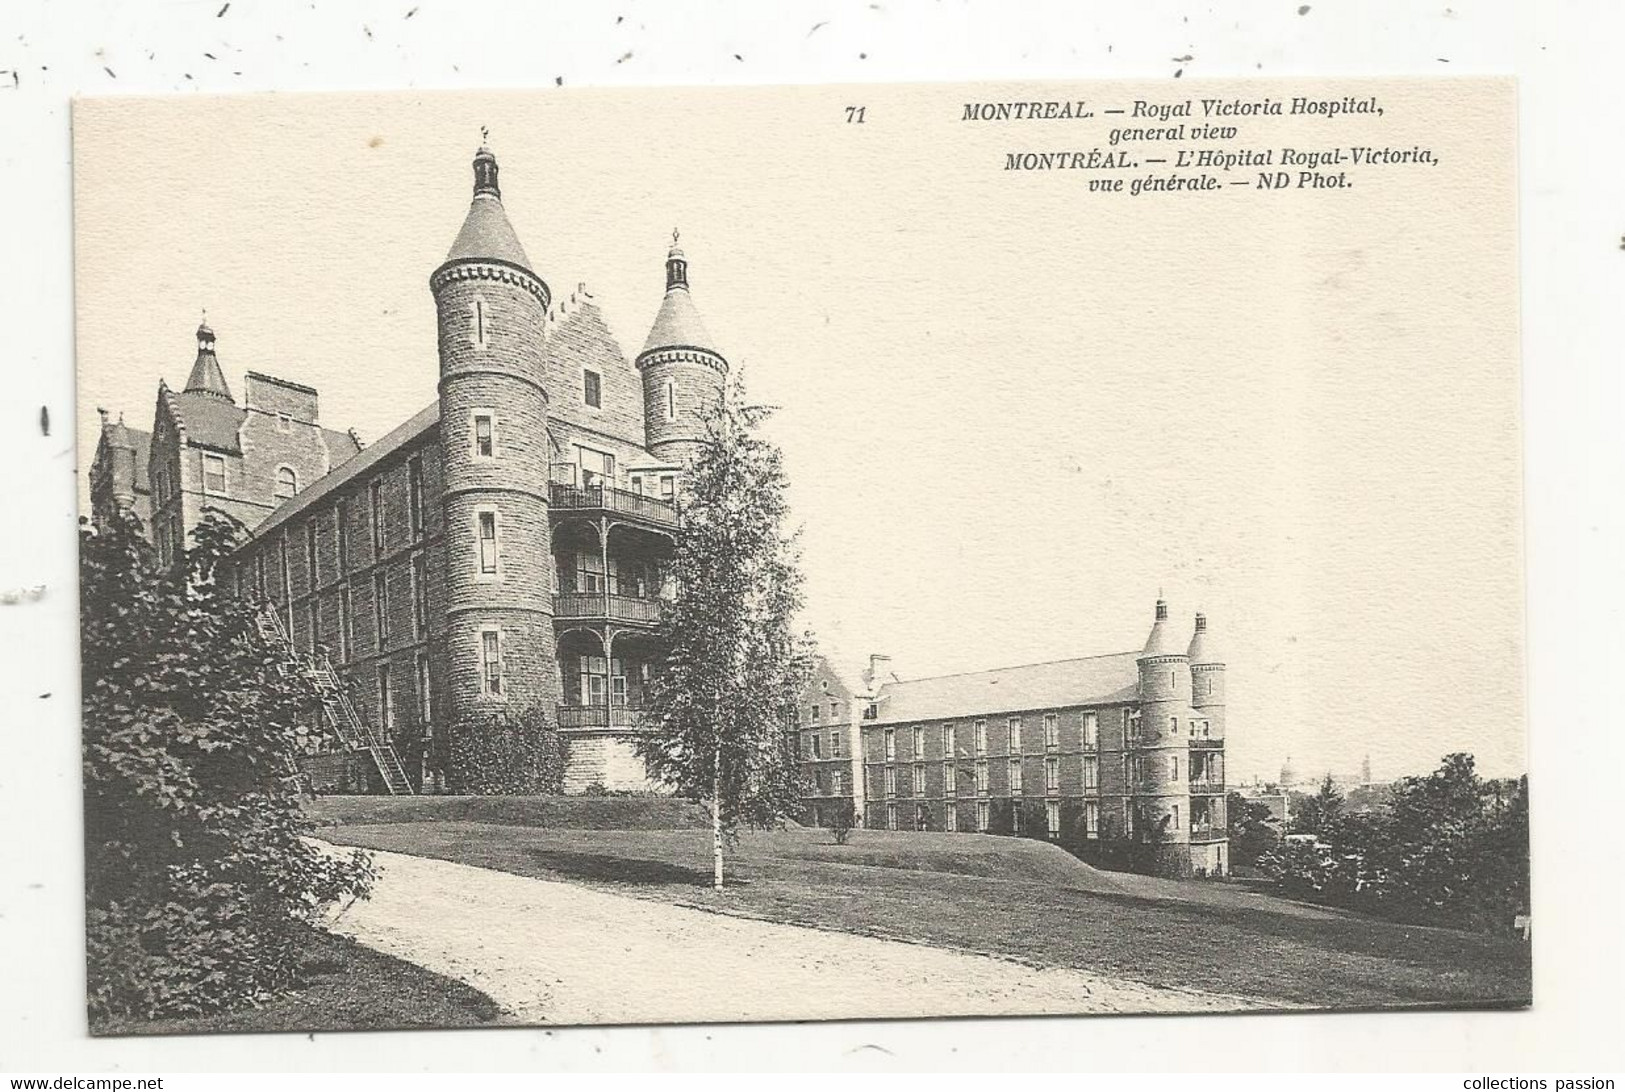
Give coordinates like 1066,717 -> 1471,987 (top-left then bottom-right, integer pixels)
827,798 -> 856,845
1257,754 -> 1529,934
81,510 -> 373,1022
446,703 -> 569,795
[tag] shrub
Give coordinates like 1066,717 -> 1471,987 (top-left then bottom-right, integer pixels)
81,510 -> 373,1022
446,703 -> 569,795
828,798 -> 855,845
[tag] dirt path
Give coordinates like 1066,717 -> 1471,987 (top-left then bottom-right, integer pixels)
320,844 -> 1269,1025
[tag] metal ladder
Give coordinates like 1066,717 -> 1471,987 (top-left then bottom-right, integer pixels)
254,603 -> 415,795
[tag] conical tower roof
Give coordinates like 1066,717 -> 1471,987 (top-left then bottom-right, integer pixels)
106,412 -> 136,450
1140,595 -> 1185,659
639,232 -> 722,362
445,143 -> 532,270
1187,612 -> 1221,665
183,318 -> 234,402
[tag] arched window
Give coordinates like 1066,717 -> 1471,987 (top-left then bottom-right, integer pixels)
275,466 -> 299,500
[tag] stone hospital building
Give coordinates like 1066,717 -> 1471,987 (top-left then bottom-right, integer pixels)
90,143 -> 725,793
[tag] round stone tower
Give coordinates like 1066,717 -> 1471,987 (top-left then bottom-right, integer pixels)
431,142 -> 561,723
1136,596 -> 1194,875
1187,612 -> 1226,740
636,232 -> 728,468
105,413 -> 139,516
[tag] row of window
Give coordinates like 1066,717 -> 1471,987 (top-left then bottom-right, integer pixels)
882,713 -> 1100,762
800,728 -> 845,759
265,551 -> 431,665
879,799 -> 1097,837
880,755 -> 1100,798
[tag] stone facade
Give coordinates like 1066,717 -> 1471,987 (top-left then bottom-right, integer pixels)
802,600 -> 1230,880
90,144 -> 726,795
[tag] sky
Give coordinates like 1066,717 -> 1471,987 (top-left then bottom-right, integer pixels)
73,78 -> 1524,783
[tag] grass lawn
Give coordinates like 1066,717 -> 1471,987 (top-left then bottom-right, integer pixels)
318,820 -> 1532,1012
92,923 -> 507,1036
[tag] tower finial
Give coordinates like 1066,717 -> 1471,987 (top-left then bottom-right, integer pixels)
472,138 -> 500,199
665,229 -> 689,290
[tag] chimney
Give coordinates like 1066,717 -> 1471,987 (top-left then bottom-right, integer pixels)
864,653 -> 893,690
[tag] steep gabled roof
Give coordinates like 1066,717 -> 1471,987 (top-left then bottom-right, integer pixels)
871,652 -> 1141,725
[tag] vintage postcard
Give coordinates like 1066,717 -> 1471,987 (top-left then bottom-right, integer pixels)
74,77 -> 1526,1033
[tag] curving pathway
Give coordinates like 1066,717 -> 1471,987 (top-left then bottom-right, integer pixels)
320,843 -> 1270,1025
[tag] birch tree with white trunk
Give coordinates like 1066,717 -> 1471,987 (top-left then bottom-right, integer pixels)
636,375 -> 813,889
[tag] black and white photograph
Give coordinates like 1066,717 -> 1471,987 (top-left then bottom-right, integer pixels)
70,76 -> 1529,1034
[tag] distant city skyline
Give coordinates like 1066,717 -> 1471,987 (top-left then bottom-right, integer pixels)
74,82 -> 1524,783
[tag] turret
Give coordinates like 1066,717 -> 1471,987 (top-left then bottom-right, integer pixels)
1134,595 -> 1193,867
1187,611 -> 1225,739
184,316 -> 235,402
636,231 -> 728,467
430,140 -> 561,726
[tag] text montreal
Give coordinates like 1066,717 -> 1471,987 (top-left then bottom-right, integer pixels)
1003,150 -> 1134,171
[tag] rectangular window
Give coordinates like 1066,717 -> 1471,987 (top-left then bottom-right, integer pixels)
915,804 -> 928,831
945,802 -> 958,832
884,766 -> 897,797
583,369 -> 602,408
373,571 -> 389,648
829,700 -> 839,721
1007,718 -> 1022,755
810,733 -> 821,759
913,764 -> 927,798
830,730 -> 841,757
338,585 -> 352,662
1046,800 -> 1061,836
377,664 -> 393,732
278,535 -> 291,601
305,519 -> 319,590
1083,711 -> 1098,748
1045,756 -> 1060,793
1009,758 -> 1024,794
1171,755 -> 1180,781
974,720 -> 987,756
809,703 -> 821,724
336,500 -> 349,573
1012,802 -> 1023,835
408,457 -> 425,539
660,475 -> 676,503
886,803 -> 898,831
975,760 -> 988,796
912,725 -> 925,757
1044,713 -> 1059,750
277,411 -> 292,433
665,380 -> 676,421
1084,754 -> 1099,792
306,599 -> 319,658
883,727 -> 895,761
202,454 -> 227,496
412,554 -> 428,638
574,551 -> 604,593
576,445 -> 615,490
976,800 -> 990,832
473,413 -> 495,458
477,510 -> 499,575
481,629 -> 502,696
370,479 -> 385,553
1170,716 -> 1178,737
943,722 -> 956,757
943,761 -> 956,796
1085,801 -> 1100,838
416,651 -> 432,729
1172,804 -> 1181,831
629,474 -> 644,495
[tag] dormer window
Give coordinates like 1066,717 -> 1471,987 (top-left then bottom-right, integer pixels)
202,454 -> 227,497
275,466 -> 298,500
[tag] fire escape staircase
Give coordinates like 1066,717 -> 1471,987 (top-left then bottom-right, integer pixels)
254,603 -> 415,795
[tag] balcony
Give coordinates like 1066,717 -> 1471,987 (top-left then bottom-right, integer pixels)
1188,778 -> 1226,795
1189,826 -> 1226,842
550,482 -> 679,529
1188,737 -> 1224,749
554,591 -> 665,627
556,703 -> 646,730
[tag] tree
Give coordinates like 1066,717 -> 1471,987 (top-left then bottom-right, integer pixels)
1225,791 -> 1279,870
81,509 -> 373,1021
827,797 -> 856,846
1291,773 -> 1345,836
447,704 -> 569,794
635,376 -> 815,889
